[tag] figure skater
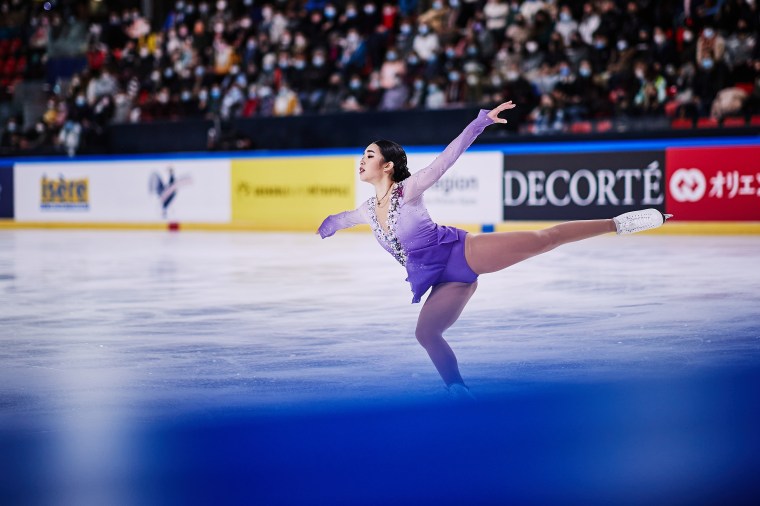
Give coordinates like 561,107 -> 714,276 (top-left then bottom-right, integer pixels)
317,101 -> 672,398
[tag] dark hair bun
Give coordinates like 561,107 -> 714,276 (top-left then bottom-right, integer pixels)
372,139 -> 411,182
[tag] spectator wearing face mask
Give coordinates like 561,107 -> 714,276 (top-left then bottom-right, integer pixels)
272,81 -> 303,116
578,2 -> 601,46
696,26 -> 725,69
372,47 -> 399,86
412,23 -> 439,62
651,26 -> 678,69
418,0 -> 454,37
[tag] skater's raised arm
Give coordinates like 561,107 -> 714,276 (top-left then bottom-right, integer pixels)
403,101 -> 515,202
317,202 -> 369,238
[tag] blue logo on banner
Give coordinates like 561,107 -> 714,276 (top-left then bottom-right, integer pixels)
0,166 -> 13,218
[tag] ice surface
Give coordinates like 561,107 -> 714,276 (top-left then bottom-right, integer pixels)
1,229 -> 759,505
1,230 -> 759,421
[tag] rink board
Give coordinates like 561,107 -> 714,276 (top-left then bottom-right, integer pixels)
4,137 -> 760,230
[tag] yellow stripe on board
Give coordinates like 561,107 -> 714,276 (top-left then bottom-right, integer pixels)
1,221 -> 760,235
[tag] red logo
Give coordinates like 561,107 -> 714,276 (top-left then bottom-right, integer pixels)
666,146 -> 760,221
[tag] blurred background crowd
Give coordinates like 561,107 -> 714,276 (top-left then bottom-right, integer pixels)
1,0 -> 758,155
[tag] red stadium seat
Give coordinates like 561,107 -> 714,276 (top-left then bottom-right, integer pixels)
2,57 -> 14,76
696,118 -> 719,128
671,118 -> 693,129
14,55 -> 26,75
595,120 -> 612,132
569,121 -> 592,133
722,117 -> 746,127
735,82 -> 754,95
750,115 -> 760,126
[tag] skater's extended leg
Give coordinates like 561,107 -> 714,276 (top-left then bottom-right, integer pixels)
415,281 -> 478,386
465,219 -> 616,274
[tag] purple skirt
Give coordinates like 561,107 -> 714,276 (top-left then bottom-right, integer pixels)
405,226 -> 479,303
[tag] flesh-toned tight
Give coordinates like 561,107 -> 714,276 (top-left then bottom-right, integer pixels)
415,219 -> 617,386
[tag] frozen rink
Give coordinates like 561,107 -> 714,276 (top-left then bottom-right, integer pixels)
1,229 -> 760,505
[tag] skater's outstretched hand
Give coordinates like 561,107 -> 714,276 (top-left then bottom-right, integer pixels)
487,101 -> 517,124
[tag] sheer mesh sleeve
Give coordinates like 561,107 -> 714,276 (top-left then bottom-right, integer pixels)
403,110 -> 493,202
317,201 -> 369,238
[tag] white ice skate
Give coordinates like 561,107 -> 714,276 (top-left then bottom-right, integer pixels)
613,209 -> 673,235
447,383 -> 476,401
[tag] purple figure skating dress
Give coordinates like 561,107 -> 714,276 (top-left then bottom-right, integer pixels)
318,110 -> 494,303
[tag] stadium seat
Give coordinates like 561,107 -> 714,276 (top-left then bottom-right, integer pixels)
750,115 -> 760,126
595,120 -> 612,132
696,118 -> 719,128
670,118 -> 693,129
722,117 -> 746,127
569,121 -> 592,133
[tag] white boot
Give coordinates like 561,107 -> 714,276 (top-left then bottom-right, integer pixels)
613,209 -> 673,235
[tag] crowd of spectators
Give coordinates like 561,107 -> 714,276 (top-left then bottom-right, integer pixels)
1,0 -> 759,154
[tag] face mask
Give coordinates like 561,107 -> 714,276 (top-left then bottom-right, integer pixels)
594,40 -> 606,49
247,40 -> 256,50
199,90 -> 208,101
349,80 -> 361,90
76,96 -> 86,106
195,66 -> 205,77
702,58 -> 714,69
616,40 -> 627,51
164,68 -> 174,78
703,28 -> 714,38
294,60 -> 306,69
433,1 -> 443,9
313,57 -> 325,66
445,48 -> 455,58
386,51 -> 397,61
407,56 -> 418,65
419,26 -> 429,35
448,72 -> 460,82
683,31 -> 693,42
216,1 -> 226,11
181,91 -> 191,101
7,122 -> 16,132
427,84 -> 438,93
635,69 -> 644,79
467,46 -> 477,56
579,67 -> 591,77
526,41 -> 538,53
325,7 -> 336,18
211,88 -> 221,99
346,8 -> 357,17
414,80 -> 424,90
560,66 -> 570,77
506,70 -> 518,81
364,5 -> 375,14
400,24 -> 411,34
560,12 -> 571,22
654,34 -> 665,45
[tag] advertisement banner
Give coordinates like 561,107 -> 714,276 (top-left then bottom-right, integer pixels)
231,156 -> 355,230
503,151 -> 666,220
0,165 -> 13,218
666,146 -> 760,221
14,160 -> 230,222
354,152 -> 503,225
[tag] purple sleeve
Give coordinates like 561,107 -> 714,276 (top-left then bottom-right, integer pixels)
403,109 -> 494,202
317,202 -> 368,238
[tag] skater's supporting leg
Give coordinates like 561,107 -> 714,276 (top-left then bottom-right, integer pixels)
415,281 -> 478,386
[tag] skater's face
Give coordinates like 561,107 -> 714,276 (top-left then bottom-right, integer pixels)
359,143 -> 393,183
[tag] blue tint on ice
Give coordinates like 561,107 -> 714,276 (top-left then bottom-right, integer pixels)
1,230 -> 759,505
